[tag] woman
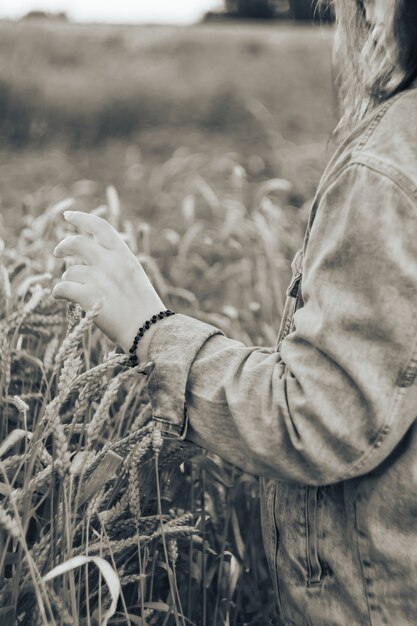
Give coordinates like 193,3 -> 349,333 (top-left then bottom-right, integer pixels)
52,1 -> 417,624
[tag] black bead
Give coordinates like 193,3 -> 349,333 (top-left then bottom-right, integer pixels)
128,311 -> 176,365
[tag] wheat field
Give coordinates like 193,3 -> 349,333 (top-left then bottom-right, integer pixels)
0,154 -> 310,625
0,20 -> 335,626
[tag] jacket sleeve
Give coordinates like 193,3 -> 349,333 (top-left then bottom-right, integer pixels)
145,163 -> 417,485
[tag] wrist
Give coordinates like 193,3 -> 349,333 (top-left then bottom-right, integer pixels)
119,297 -> 167,352
133,321 -> 159,364
120,301 -> 168,362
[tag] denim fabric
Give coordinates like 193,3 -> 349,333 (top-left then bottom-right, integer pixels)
146,81 -> 417,625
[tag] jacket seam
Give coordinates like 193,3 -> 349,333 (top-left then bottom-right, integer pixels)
341,382 -> 405,481
339,321 -> 417,481
305,158 -> 417,257
347,156 -> 417,206
315,91 -> 407,200
353,493 -> 374,626
354,91 -> 406,152
304,161 -> 417,482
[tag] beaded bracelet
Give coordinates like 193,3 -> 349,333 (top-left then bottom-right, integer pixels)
128,309 -> 176,368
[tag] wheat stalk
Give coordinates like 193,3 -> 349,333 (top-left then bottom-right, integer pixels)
86,366 -> 140,448
44,398 -> 71,477
76,524 -> 198,556
57,350 -> 83,404
52,299 -> 103,377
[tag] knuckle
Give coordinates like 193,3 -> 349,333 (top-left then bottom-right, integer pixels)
98,215 -> 110,228
94,214 -> 111,234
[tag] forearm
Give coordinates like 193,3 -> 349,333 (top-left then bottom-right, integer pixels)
144,165 -> 417,485
145,311 -> 417,485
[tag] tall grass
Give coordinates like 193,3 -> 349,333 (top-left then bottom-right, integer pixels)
0,151 -> 307,625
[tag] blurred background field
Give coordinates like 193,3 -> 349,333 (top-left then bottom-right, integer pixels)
0,10 -> 339,626
0,20 -> 336,235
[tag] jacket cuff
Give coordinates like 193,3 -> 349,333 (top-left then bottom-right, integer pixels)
146,313 -> 225,440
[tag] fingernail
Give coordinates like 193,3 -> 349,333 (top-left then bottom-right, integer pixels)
64,211 -> 74,219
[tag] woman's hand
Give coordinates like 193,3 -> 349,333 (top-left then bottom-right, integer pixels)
52,211 -> 166,354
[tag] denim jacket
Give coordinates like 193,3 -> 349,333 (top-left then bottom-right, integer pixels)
144,81 -> 417,625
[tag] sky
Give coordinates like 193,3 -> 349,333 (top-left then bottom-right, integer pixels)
0,0 -> 220,24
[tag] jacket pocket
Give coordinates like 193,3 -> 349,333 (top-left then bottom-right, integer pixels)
305,486 -> 324,586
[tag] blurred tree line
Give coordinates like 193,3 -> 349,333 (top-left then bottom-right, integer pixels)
23,11 -> 69,21
207,0 -> 334,22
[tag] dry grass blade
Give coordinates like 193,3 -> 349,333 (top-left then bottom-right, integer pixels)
43,555 -> 121,626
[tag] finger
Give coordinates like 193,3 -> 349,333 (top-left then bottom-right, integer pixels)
53,234 -> 102,264
61,264 -> 92,284
52,281 -> 86,304
63,211 -> 123,251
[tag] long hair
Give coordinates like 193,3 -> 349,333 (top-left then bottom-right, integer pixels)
325,0 -> 417,142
